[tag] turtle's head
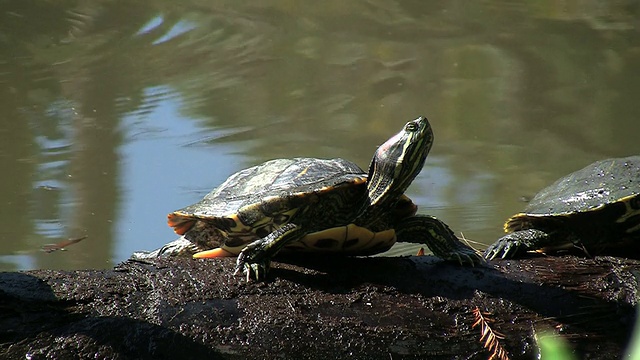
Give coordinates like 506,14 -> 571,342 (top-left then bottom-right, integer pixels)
367,116 -> 433,207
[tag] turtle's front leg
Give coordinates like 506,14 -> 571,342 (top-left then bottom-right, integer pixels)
483,229 -> 546,260
236,223 -> 305,281
396,215 -> 483,266
483,229 -> 572,260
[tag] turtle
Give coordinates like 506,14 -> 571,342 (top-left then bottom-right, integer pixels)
135,116 -> 482,280
484,155 -> 640,260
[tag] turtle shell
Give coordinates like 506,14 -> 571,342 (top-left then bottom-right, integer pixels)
506,156 -> 640,232
167,157 -> 369,251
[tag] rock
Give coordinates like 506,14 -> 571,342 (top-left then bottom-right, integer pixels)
0,255 -> 637,359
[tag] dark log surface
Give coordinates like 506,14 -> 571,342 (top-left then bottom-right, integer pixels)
0,255 -> 637,360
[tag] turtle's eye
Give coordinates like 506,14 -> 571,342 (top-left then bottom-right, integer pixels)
405,122 -> 418,131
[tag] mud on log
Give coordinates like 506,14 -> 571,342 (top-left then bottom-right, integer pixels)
0,255 -> 637,360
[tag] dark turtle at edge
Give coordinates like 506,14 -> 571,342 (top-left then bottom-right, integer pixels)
135,117 -> 482,280
484,155 -> 640,260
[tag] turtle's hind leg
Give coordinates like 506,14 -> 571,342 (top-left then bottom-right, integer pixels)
396,215 -> 483,266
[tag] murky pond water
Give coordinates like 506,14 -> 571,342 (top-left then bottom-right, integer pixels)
1,2 -> 639,271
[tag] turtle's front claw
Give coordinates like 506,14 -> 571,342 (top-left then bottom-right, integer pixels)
466,254 -> 484,267
483,241 -> 511,260
449,250 -> 484,267
237,261 -> 270,282
235,248 -> 271,281
485,240 -> 524,260
483,230 -> 543,260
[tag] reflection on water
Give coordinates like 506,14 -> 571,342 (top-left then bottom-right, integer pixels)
115,86 -> 247,263
0,1 -> 639,270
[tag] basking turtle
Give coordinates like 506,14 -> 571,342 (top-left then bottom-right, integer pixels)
484,156 -> 640,260
136,117 -> 482,280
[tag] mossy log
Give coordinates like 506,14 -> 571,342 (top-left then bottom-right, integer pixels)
0,255 -> 637,359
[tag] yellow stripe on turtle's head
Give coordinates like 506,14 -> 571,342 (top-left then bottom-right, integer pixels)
367,116 -> 433,207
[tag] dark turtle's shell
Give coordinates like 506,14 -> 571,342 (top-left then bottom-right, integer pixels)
174,157 -> 366,219
166,157 -> 372,254
506,156 -> 640,231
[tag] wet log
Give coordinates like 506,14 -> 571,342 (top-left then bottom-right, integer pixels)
0,255 -> 637,360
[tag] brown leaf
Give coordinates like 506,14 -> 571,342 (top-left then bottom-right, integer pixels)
41,236 -> 87,253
